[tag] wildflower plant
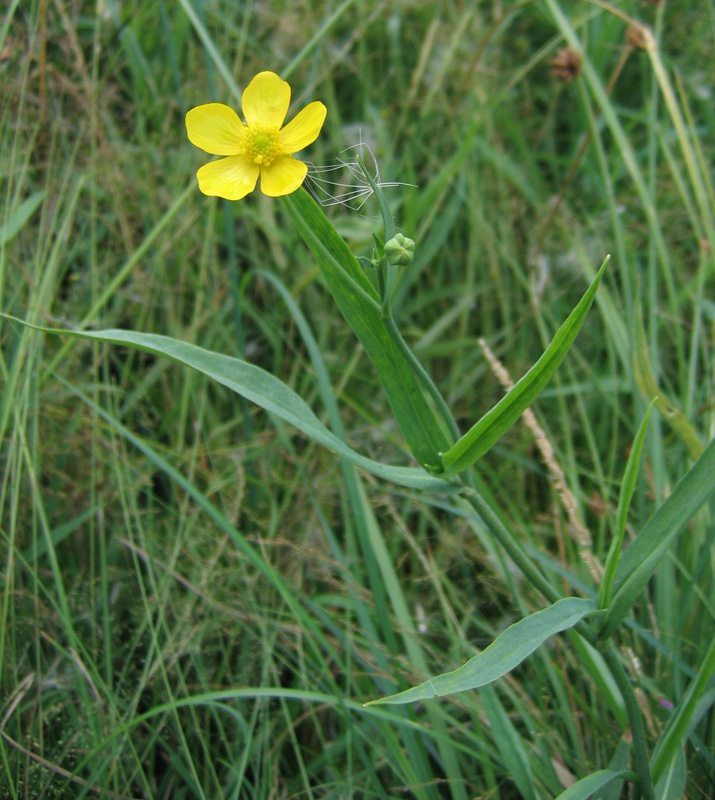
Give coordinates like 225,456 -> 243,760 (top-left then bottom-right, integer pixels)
186,71 -> 327,200
8,66 -> 715,800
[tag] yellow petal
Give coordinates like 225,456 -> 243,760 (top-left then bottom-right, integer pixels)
279,102 -> 327,154
242,71 -> 290,129
260,156 -> 308,197
186,103 -> 245,155
196,156 -> 259,200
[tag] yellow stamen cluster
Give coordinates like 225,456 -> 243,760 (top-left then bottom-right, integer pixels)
242,124 -> 282,166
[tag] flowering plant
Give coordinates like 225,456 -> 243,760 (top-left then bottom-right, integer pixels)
8,65 -> 703,800
186,71 -> 326,200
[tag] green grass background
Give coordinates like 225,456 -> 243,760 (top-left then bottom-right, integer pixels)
1,0 -> 713,797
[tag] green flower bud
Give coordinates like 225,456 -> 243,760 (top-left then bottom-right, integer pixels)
384,233 -> 415,267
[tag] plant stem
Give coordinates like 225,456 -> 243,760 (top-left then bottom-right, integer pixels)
461,486 -> 563,606
357,154 -> 396,240
383,316 -> 565,608
357,154 -> 399,315
602,645 -> 655,800
360,150 -> 570,609
381,314 -> 460,443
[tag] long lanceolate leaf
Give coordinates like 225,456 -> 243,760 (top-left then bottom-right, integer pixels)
281,188 -> 451,471
2,317 -> 456,494
365,597 -> 597,705
439,257 -> 609,478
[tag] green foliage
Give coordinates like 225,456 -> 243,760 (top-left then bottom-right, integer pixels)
366,598 -> 597,705
440,258 -> 608,477
553,769 -> 631,800
2,0 -> 714,798
601,436 -> 715,640
599,400 -> 654,609
281,188 -> 451,470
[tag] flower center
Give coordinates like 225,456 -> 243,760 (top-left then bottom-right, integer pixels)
243,124 -> 282,166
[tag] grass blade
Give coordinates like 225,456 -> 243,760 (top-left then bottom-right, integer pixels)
634,298 -> 703,459
481,685 -> 540,800
601,436 -> 715,639
651,636 -> 715,785
0,190 -> 45,245
654,746 -> 686,800
553,769 -> 630,800
599,401 -> 655,609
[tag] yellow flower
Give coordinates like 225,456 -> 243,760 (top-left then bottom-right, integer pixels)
185,71 -> 326,201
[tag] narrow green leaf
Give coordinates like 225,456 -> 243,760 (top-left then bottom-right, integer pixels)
696,297 -> 715,321
599,737 -> 632,800
599,401 -> 655,609
481,685 -> 538,800
634,298 -> 703,459
21,507 -> 98,563
651,637 -> 715,785
600,435 -> 715,639
365,597 -> 596,705
440,257 -> 608,477
553,770 -> 630,800
176,0 -> 241,102
0,190 -> 46,244
567,633 -> 627,728
281,188 -> 451,470
654,746 -> 686,800
2,316 -> 456,494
